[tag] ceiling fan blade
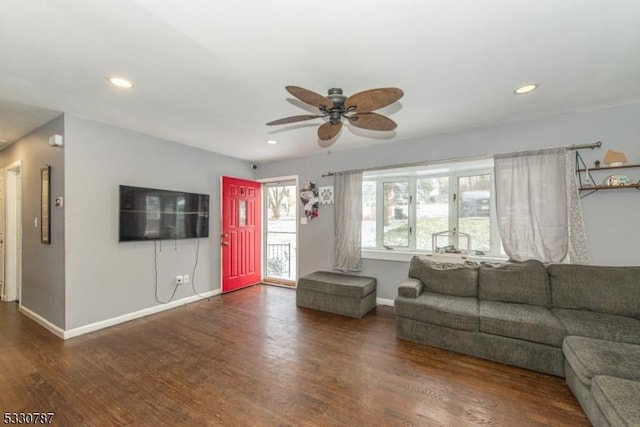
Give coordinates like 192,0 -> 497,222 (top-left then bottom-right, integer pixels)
318,121 -> 342,141
286,86 -> 334,109
348,112 -> 397,131
345,87 -> 404,112
266,114 -> 324,125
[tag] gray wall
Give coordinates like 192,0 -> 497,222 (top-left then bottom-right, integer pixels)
0,115 -> 66,328
257,102 -> 640,300
64,116 -> 253,329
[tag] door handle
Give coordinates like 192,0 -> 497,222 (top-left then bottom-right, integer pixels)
221,241 -> 230,246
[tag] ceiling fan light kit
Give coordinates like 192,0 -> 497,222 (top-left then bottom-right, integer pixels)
267,85 -> 403,146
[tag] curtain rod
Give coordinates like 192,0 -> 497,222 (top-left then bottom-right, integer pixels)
322,141 -> 602,177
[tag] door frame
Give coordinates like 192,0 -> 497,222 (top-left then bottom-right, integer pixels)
2,161 -> 23,303
257,175 -> 299,286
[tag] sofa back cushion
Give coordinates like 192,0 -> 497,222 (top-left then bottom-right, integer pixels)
548,265 -> 640,318
478,260 -> 551,307
408,256 -> 478,297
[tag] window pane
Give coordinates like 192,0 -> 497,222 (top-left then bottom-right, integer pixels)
239,200 -> 247,226
416,176 -> 449,250
383,181 -> 409,247
458,174 -> 492,253
361,181 -> 377,247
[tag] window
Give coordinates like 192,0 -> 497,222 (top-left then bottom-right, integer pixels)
362,158 -> 503,257
383,180 -> 409,247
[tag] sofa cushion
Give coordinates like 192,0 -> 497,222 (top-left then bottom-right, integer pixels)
552,309 -> 640,345
297,271 -> 376,297
479,260 -> 551,307
562,336 -> 640,387
480,301 -> 565,347
408,256 -> 478,297
548,264 -> 640,318
591,375 -> 640,427
394,292 -> 479,331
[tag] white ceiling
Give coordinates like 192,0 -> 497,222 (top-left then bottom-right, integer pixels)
1,0 -> 639,162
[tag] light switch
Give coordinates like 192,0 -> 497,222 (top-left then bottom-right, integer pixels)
34,217 -> 38,227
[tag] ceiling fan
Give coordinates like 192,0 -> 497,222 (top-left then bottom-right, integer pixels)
267,86 -> 404,146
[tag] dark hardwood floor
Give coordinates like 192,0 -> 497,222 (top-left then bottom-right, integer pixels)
1,285 -> 588,426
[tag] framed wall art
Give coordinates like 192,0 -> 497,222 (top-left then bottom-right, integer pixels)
41,166 -> 51,244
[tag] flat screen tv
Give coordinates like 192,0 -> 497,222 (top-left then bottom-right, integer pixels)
119,185 -> 209,242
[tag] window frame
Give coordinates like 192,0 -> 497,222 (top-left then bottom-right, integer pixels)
361,160 -> 504,260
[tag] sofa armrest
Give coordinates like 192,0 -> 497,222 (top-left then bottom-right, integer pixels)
398,278 -> 424,298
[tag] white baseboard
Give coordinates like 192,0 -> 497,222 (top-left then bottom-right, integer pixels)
20,290 -> 220,340
377,297 -> 394,307
20,305 -> 66,339
23,290 -> 389,339
62,289 -> 221,339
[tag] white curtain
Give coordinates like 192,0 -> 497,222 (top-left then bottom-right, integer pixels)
565,151 -> 591,264
333,171 -> 363,271
494,148 -> 568,263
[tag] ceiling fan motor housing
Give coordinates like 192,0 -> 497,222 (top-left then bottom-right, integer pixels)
326,88 -> 347,123
327,88 -> 347,106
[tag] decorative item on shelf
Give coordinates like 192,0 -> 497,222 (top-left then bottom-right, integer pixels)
603,149 -> 628,166
603,174 -> 631,187
318,185 -> 334,205
299,181 -> 319,220
582,166 -> 595,188
432,229 -> 470,255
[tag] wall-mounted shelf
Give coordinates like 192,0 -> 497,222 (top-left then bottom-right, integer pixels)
576,152 -> 640,198
577,164 -> 640,172
579,184 -> 640,191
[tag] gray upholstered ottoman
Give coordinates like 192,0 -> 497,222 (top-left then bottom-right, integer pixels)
296,271 -> 377,318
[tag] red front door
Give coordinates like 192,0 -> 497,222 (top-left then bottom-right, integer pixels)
221,176 -> 262,292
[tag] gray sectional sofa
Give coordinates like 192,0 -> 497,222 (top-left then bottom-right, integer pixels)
394,257 -> 640,427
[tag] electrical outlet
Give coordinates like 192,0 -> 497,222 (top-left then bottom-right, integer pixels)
176,275 -> 184,284
183,274 -> 190,283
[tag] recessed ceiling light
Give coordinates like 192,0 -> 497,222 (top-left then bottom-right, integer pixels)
107,77 -> 134,89
514,83 -> 538,95
266,139 -> 278,145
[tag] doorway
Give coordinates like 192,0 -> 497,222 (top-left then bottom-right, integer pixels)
1,162 -> 22,303
221,176 -> 262,293
263,179 -> 297,286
